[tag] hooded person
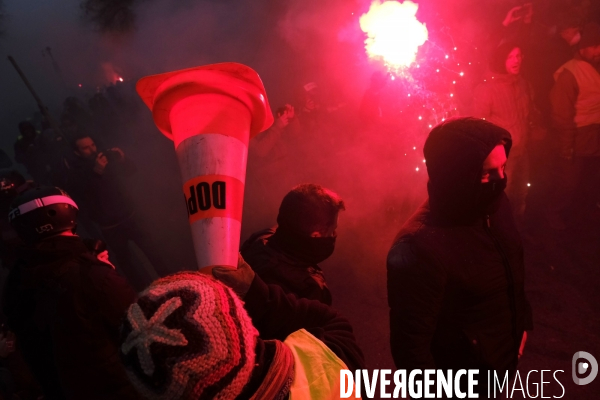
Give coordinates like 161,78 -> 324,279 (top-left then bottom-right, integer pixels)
473,41 -> 539,222
387,118 -> 532,397
118,255 -> 365,399
240,183 -> 345,306
2,186 -> 141,400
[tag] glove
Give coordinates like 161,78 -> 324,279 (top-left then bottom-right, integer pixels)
212,254 -> 255,298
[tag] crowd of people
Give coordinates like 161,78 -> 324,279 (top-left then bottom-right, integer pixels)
0,1 -> 597,399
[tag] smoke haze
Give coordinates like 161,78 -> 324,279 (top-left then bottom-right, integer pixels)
1,0 -> 599,386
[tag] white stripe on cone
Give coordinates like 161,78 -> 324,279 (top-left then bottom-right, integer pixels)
189,217 -> 241,268
176,134 -> 248,184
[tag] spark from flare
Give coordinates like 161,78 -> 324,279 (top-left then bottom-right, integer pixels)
102,62 -> 124,84
359,0 -> 428,69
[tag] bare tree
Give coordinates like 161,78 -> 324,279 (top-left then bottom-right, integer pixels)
81,0 -> 137,32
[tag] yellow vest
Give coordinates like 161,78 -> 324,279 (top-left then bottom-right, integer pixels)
555,59 -> 600,128
284,329 -> 361,400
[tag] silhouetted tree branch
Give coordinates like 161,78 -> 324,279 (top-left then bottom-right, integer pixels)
81,0 -> 137,32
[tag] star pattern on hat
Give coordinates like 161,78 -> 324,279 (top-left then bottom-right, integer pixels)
122,296 -> 189,376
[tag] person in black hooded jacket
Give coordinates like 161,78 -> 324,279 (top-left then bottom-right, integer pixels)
387,117 -> 532,397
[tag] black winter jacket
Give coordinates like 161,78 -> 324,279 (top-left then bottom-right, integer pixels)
387,120 -> 532,378
2,236 -> 140,400
245,275 -> 365,371
241,228 -> 333,305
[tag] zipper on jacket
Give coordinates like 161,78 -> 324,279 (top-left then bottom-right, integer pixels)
484,215 -> 519,355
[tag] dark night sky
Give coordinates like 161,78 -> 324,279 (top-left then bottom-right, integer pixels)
0,0 -> 518,154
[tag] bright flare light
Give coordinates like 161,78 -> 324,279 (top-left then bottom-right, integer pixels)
360,0 -> 428,69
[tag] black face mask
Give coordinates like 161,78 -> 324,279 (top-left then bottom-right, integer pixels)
476,175 -> 507,214
269,226 -> 337,264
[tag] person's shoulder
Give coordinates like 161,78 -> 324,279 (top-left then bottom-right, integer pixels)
474,77 -> 499,92
387,239 -> 418,273
241,229 -> 274,257
517,75 -> 531,86
66,156 -> 90,173
391,203 -> 431,243
388,214 -> 431,270
241,228 -> 274,248
554,60 -> 578,81
474,79 -> 493,89
75,252 -> 120,283
43,244 -> 110,277
241,229 -> 280,271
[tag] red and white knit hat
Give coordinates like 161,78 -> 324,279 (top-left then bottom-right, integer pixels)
120,272 -> 258,399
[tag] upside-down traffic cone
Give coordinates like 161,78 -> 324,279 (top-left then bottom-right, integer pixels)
136,62 -> 273,270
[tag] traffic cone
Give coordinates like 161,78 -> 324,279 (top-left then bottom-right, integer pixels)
136,62 -> 273,269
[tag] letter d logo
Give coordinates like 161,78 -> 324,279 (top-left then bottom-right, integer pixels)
572,351 -> 598,385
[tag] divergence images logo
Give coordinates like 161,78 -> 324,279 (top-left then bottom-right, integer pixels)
572,351 -> 598,385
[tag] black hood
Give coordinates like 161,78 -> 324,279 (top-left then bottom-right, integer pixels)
489,41 -> 523,75
423,117 -> 512,224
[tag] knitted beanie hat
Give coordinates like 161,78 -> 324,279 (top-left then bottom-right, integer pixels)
119,272 -> 258,400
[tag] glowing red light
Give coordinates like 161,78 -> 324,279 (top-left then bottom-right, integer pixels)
360,0 -> 428,69
102,62 -> 125,84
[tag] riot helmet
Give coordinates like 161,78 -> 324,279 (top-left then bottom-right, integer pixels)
9,186 -> 78,243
